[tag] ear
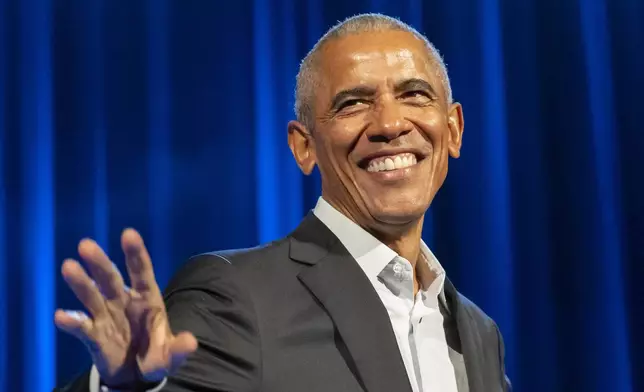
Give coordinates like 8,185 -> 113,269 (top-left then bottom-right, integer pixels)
447,102 -> 464,158
287,120 -> 317,175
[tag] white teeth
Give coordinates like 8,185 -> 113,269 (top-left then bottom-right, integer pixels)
366,153 -> 419,173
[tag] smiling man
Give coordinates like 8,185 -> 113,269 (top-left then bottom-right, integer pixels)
55,13 -> 510,392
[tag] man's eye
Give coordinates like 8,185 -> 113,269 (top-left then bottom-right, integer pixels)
338,99 -> 367,110
401,90 -> 430,99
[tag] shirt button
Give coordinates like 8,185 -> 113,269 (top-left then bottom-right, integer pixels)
392,263 -> 405,281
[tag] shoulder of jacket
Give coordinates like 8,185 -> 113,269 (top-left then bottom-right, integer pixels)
162,238 -> 288,296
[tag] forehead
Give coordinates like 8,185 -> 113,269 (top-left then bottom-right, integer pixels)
317,30 -> 437,91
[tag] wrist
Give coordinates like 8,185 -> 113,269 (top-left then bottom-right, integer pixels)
93,365 -> 166,392
99,378 -> 164,392
90,366 -> 168,392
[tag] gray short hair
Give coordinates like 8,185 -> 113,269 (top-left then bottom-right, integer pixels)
294,13 -> 452,130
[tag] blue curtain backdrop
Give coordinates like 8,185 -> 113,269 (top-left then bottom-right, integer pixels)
1,0 -> 642,391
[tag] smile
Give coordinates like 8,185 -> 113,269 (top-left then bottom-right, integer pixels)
366,153 -> 418,173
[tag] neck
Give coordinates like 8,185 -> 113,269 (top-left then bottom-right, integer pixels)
376,215 -> 424,269
321,194 -> 425,266
321,195 -> 426,295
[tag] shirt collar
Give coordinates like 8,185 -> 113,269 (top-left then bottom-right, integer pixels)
312,197 -> 447,301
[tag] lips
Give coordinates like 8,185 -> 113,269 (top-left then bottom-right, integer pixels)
366,153 -> 418,173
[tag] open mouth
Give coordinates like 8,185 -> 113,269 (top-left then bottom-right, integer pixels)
361,152 -> 422,173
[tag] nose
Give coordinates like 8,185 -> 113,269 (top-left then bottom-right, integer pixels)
365,99 -> 412,142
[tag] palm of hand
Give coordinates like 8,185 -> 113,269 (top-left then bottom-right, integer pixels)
54,229 -> 197,387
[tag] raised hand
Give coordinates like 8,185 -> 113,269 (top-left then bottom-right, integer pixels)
54,228 -> 198,387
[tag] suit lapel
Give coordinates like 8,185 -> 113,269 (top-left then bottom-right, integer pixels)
445,279 -> 485,392
290,214 -> 412,392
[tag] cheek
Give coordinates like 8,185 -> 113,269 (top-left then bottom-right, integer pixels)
415,113 -> 451,180
315,127 -> 358,173
322,124 -> 361,158
418,111 -> 448,142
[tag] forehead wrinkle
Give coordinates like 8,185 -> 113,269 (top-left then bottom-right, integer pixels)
349,47 -> 414,63
329,53 -> 436,97
305,32 -> 448,125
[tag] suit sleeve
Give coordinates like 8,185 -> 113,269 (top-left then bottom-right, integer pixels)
53,257 -> 262,392
161,282 -> 262,391
495,324 -> 512,392
52,372 -> 90,392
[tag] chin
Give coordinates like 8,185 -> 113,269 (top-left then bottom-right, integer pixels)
367,197 -> 429,226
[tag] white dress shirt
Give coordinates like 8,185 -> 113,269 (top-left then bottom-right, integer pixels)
313,197 -> 459,392
91,197 -> 458,392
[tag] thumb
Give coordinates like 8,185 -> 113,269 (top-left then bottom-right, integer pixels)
171,331 -> 198,354
168,332 -> 198,371
138,332 -> 197,382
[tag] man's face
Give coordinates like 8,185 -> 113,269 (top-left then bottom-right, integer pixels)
289,30 -> 464,232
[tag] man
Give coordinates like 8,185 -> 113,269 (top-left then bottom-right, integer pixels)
55,13 -> 510,392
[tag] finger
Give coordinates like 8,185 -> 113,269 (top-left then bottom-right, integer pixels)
135,311 -> 171,381
166,332 -> 198,375
78,239 -> 126,302
61,259 -> 107,317
169,331 -> 198,358
138,332 -> 198,382
54,308 -> 94,340
121,229 -> 161,299
54,309 -> 104,356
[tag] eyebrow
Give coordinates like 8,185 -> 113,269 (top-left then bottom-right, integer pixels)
329,86 -> 377,111
394,78 -> 437,96
329,78 -> 438,110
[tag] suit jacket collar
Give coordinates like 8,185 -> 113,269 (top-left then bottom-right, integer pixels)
444,279 -> 487,392
289,212 -> 489,392
311,197 -> 448,307
290,212 -> 413,392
